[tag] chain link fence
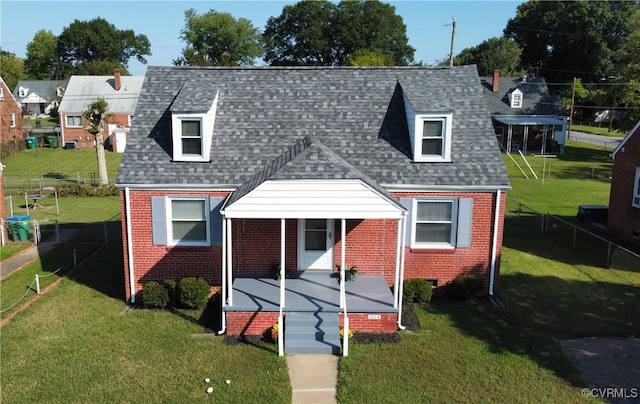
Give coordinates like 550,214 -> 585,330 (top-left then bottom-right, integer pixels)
505,198 -> 640,272
3,175 -> 117,196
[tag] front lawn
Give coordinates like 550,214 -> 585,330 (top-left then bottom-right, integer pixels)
337,245 -> 640,403
0,242 -> 291,402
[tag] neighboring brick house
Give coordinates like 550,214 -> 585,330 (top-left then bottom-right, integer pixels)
481,70 -> 568,155
608,120 -> 640,247
13,79 -> 65,116
1,76 -> 24,144
116,65 -> 509,353
57,69 -> 143,150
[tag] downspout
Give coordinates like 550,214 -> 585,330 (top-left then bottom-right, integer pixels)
397,211 -> 408,330
124,187 -> 136,304
488,190 -> 501,296
393,217 -> 401,308
218,213 -> 227,335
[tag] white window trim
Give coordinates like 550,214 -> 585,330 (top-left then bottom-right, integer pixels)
413,113 -> 453,162
410,198 -> 458,249
166,196 -> 210,247
633,167 -> 640,208
66,115 -> 83,128
171,114 -> 207,162
9,113 -> 16,128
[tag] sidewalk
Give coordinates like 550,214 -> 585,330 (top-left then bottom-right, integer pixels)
1,228 -> 79,279
286,354 -> 339,404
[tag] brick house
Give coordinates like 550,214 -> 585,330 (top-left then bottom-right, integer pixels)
608,120 -> 640,247
116,65 -> 510,355
1,76 -> 24,144
57,69 -> 143,151
481,70 -> 568,155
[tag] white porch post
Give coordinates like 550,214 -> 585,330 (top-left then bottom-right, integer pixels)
393,217 -> 402,308
340,218 -> 346,308
218,215 -> 227,334
226,217 -> 233,306
489,190 -> 501,296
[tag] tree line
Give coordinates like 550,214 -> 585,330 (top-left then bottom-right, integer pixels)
2,0 -> 639,131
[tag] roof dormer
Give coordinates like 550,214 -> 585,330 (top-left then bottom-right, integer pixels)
402,90 -> 453,162
18,86 -> 28,98
170,81 -> 219,162
509,88 -> 523,109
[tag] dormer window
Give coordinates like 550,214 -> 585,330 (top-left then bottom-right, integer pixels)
510,89 -> 523,108
181,119 -> 202,155
170,87 -> 219,162
413,113 -> 453,162
19,87 -> 28,98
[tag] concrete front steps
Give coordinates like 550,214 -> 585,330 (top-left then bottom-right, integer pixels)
285,311 -> 341,355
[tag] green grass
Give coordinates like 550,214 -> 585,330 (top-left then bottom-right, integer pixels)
0,243 -> 292,403
1,148 -> 123,194
23,116 -> 59,128
0,242 -> 31,261
571,124 -> 625,137
6,195 -> 121,224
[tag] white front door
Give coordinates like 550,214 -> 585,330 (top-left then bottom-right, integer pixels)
298,219 -> 334,270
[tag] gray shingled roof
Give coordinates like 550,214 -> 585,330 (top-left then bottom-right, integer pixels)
13,80 -> 66,102
117,65 -> 509,189
480,75 -> 567,116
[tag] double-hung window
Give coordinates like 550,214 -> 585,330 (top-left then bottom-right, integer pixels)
633,167 -> 640,208
169,198 -> 208,245
415,199 -> 456,247
151,196 -> 224,247
180,119 -> 202,155
9,113 -> 16,128
413,113 -> 452,162
66,115 -> 83,127
401,197 -> 473,249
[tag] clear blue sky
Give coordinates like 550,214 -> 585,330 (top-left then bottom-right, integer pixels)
1,0 -> 521,76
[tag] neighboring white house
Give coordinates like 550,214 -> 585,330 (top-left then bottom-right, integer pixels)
13,80 -> 66,116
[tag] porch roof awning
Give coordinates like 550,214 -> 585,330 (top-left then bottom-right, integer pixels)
223,179 -> 405,219
494,116 -> 566,126
222,135 -> 406,219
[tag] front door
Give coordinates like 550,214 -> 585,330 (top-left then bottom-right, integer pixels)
298,219 -> 334,270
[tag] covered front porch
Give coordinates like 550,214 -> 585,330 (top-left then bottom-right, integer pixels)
228,271 -> 396,313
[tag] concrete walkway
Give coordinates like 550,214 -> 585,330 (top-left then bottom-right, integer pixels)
287,354 -> 339,404
1,228 -> 79,279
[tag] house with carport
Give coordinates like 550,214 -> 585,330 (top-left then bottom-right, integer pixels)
116,65 -> 510,355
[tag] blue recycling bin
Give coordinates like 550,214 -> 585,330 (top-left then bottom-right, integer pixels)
7,215 -> 31,241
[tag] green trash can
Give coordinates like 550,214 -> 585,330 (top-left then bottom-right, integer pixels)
47,135 -> 59,148
7,215 -> 30,241
26,137 -> 37,149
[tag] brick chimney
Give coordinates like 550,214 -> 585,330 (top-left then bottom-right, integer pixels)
114,68 -> 121,91
492,69 -> 500,93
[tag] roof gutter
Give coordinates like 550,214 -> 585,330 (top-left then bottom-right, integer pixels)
384,184 -> 511,193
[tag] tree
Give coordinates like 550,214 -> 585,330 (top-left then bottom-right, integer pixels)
174,9 -> 263,66
83,97 -> 109,186
347,49 -> 395,66
263,0 -> 414,66
504,1 -> 636,83
0,51 -> 25,90
25,30 -> 60,80
454,37 -> 522,76
57,18 -> 151,76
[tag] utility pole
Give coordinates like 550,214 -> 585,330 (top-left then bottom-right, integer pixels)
446,17 -> 457,67
568,77 -> 576,141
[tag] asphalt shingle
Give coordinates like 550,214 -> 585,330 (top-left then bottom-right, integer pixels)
117,65 -> 510,189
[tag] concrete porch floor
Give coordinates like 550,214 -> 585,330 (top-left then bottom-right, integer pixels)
226,271 -> 397,313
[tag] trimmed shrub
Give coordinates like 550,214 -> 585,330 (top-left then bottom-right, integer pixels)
142,281 -> 169,308
403,278 -> 433,303
177,277 -> 210,309
446,274 -> 485,299
163,279 -> 177,307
